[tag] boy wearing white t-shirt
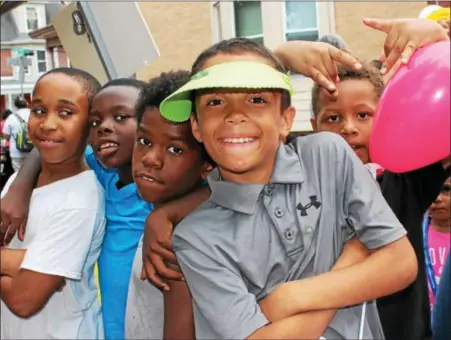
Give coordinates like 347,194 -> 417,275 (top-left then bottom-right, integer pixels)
1,97 -> 31,171
0,67 -> 106,339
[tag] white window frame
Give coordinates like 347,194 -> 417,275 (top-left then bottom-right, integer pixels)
211,1 -> 223,43
25,6 -> 39,32
36,50 -> 48,74
281,1 -> 320,43
232,1 -> 264,44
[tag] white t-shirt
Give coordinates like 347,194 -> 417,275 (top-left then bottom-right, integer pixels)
2,108 -> 31,158
0,170 -> 106,340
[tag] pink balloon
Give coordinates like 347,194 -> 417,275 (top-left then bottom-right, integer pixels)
370,41 -> 450,173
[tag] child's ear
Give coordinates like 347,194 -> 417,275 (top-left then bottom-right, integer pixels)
310,117 -> 318,131
280,105 -> 296,140
190,115 -> 203,143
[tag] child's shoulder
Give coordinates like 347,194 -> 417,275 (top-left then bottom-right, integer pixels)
172,199 -> 228,251
288,132 -> 352,161
44,170 -> 105,212
291,131 -> 348,148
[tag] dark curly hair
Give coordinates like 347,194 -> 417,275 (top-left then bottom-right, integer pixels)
311,62 -> 385,117
136,70 -> 214,166
135,70 -> 191,123
34,67 -> 101,103
191,37 -> 291,111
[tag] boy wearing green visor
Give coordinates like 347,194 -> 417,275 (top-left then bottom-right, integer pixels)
159,46 -> 417,339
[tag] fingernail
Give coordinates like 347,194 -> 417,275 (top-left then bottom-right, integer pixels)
355,63 -> 362,70
163,286 -> 170,291
380,67 -> 387,75
400,56 -> 408,64
328,84 -> 335,91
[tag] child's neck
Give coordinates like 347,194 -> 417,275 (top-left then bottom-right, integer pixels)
116,162 -> 134,189
430,217 -> 451,234
218,163 -> 275,184
38,156 -> 88,188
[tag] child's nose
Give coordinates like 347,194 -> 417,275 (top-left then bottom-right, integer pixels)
341,119 -> 359,135
141,148 -> 163,169
41,115 -> 58,131
98,119 -> 114,135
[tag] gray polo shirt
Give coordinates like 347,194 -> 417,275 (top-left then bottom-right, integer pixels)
173,132 -> 406,340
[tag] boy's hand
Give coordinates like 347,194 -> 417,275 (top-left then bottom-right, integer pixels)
141,209 -> 183,291
274,41 -> 361,97
259,238 -> 368,321
363,18 -> 450,75
0,184 -> 31,245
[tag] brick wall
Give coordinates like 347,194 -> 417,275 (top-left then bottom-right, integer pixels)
136,2 -> 213,80
1,49 -> 13,77
335,2 -> 427,62
427,1 -> 450,8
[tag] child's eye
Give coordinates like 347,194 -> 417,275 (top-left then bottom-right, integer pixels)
357,112 -> 371,119
137,137 -> 151,146
60,110 -> 73,116
90,119 -> 101,127
249,96 -> 266,104
31,108 -> 45,115
115,114 -> 130,122
326,115 -> 340,123
168,146 -> 184,155
206,99 -> 223,106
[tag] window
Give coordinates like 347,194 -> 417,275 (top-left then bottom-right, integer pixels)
26,7 -> 38,31
284,1 -> 319,42
37,51 -> 47,73
212,1 -> 223,42
234,1 -> 263,45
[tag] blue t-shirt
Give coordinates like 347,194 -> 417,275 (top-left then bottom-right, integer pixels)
85,147 -> 153,340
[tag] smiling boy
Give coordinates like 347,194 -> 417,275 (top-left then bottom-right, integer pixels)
157,41 -> 417,339
0,68 -> 105,339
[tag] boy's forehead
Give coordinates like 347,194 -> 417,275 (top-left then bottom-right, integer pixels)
34,75 -> 88,105
91,86 -> 140,108
318,79 -> 378,108
140,108 -> 198,144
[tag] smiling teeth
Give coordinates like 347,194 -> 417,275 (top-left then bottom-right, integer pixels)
100,142 -> 118,150
223,137 -> 255,143
141,176 -> 154,182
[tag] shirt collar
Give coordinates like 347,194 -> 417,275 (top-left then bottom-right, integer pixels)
208,143 -> 304,215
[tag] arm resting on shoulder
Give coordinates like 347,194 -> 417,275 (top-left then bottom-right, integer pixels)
159,185 -> 211,225
9,147 -> 41,187
0,248 -> 26,278
1,269 -> 64,318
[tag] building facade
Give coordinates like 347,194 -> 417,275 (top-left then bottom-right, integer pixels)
15,1 -> 439,131
0,1 -> 68,112
208,1 -> 433,131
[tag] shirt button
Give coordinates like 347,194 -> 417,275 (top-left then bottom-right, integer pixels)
274,208 -> 284,218
284,228 -> 295,240
305,227 -> 313,234
265,185 -> 274,196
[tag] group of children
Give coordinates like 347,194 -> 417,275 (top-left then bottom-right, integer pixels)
0,15 -> 449,340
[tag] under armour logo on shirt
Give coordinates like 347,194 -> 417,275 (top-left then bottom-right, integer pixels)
296,195 -> 321,216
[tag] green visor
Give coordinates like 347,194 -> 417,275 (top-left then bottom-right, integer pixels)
159,61 -> 294,122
